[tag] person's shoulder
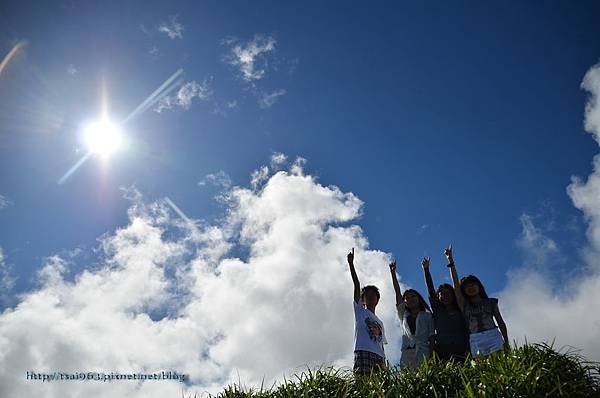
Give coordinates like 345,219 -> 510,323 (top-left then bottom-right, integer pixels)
486,297 -> 499,308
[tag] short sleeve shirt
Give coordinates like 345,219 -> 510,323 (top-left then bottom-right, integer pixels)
463,298 -> 498,333
353,299 -> 387,358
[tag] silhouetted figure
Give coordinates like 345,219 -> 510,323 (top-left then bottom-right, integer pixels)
421,256 -> 469,361
390,260 -> 434,369
347,248 -> 387,374
447,245 -> 510,357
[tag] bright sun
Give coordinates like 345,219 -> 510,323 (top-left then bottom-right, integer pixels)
83,118 -> 123,156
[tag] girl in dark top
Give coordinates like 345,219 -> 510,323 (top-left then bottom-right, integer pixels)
421,256 -> 469,361
446,245 -> 510,357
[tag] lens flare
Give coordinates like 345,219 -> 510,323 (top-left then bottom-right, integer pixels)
83,119 -> 122,156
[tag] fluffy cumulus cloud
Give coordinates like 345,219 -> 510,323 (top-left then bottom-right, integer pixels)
155,80 -> 212,113
158,15 -> 184,40
499,63 -> 600,361
224,35 -> 276,82
0,159 -> 405,397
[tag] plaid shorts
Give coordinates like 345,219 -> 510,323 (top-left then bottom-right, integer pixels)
353,350 -> 386,374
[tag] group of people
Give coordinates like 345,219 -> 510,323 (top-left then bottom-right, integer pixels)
347,245 -> 509,374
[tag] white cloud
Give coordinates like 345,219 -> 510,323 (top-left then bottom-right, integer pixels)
290,156 -> 307,176
158,15 -> 184,40
0,248 -> 15,303
270,152 -> 287,168
582,65 -> 600,144
198,171 -> 232,189
0,194 -> 12,209
257,89 -> 286,109
224,35 -> 276,82
148,46 -> 160,57
500,63 -> 600,362
515,213 -> 559,267
155,80 -> 212,113
0,158 -> 406,397
250,166 -> 269,189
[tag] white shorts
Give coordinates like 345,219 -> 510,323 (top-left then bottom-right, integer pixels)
469,328 -> 504,357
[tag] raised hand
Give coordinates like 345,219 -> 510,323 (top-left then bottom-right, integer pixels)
444,244 -> 454,264
389,259 -> 397,272
347,247 -> 355,265
421,256 -> 431,269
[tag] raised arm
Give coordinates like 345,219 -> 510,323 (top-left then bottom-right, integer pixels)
421,256 -> 436,299
445,244 -> 464,311
493,302 -> 510,351
389,260 -> 403,306
347,248 -> 361,303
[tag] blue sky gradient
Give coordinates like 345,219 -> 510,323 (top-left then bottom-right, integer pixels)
1,4 -> 600,394
2,1 -> 599,298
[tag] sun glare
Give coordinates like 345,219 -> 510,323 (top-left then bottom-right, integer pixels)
83,118 -> 122,156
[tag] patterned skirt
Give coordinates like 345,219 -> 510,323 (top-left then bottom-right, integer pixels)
353,350 -> 386,374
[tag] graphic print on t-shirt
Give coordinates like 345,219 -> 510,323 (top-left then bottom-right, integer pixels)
365,317 -> 383,342
465,298 -> 497,333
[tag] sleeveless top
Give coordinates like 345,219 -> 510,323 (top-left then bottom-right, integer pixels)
462,297 -> 498,334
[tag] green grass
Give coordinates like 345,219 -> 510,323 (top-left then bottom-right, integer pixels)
203,343 -> 600,398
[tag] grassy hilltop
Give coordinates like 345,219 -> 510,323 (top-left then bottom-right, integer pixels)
201,344 -> 599,398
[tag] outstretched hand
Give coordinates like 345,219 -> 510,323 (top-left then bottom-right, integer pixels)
444,244 -> 454,263
347,248 -> 355,265
421,256 -> 431,269
389,259 -> 397,272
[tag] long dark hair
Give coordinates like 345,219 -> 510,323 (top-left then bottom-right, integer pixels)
403,289 -> 431,313
437,283 -> 460,311
460,275 -> 489,303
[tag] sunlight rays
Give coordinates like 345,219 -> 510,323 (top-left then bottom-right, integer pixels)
57,69 -> 185,185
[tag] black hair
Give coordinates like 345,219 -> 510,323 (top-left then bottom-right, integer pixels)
460,275 -> 489,303
361,285 -> 380,301
403,289 -> 431,313
437,283 -> 460,311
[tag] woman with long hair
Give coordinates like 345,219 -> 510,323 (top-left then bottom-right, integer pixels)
390,260 -> 435,368
446,245 -> 509,357
421,256 -> 469,360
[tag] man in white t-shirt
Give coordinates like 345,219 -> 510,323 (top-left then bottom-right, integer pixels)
347,248 -> 387,374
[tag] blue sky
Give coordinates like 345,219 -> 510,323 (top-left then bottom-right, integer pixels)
1,1 -> 600,395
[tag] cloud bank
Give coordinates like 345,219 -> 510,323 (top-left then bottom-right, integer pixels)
0,159 -> 404,397
499,63 -> 600,361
